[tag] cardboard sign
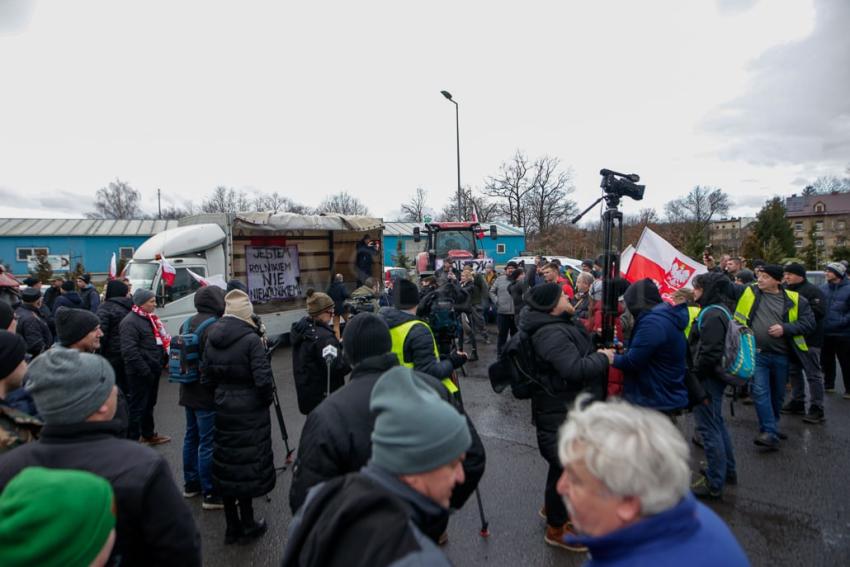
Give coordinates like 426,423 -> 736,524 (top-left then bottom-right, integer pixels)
26,254 -> 71,272
246,246 -> 301,303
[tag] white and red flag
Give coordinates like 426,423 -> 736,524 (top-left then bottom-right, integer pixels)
159,256 -> 177,287
187,269 -> 208,287
188,269 -> 228,290
625,228 -> 706,299
108,253 -> 117,281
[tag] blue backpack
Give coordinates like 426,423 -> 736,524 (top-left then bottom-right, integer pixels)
696,305 -> 756,387
168,316 -> 218,384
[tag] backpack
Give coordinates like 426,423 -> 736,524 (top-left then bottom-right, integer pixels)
168,316 -> 218,384
488,330 -> 551,399
696,305 -> 755,387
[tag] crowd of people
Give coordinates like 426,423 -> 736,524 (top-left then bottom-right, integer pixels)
0,248 -> 847,566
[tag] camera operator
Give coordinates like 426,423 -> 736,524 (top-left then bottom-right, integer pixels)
516,283 -> 613,551
380,279 -> 467,390
348,276 -> 381,315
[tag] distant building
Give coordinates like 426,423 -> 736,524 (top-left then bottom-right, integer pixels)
708,217 -> 755,256
382,221 -> 525,267
0,218 -> 178,278
785,193 -> 850,260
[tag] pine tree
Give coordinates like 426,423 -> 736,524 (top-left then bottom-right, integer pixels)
72,262 -> 86,281
30,253 -> 53,283
742,197 -> 795,261
392,240 -> 411,270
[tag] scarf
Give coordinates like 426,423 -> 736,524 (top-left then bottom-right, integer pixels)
132,304 -> 171,352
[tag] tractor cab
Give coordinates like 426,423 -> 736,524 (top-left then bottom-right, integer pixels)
413,221 -> 497,274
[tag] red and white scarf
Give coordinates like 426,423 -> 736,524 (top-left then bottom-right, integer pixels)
132,304 -> 172,352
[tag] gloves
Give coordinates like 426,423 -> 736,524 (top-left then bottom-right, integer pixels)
449,351 -> 468,369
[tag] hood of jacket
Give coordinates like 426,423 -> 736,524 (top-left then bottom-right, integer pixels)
378,306 -> 417,329
517,305 -> 573,334
642,301 -> 690,332
105,296 -> 133,310
696,272 -> 733,308
60,291 -> 82,306
206,315 -> 256,349
623,278 -> 663,319
194,285 -> 226,315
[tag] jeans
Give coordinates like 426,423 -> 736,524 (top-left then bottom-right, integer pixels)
821,336 -> 850,391
496,314 -> 516,357
788,347 -> 824,409
183,407 -> 216,495
752,352 -> 789,438
694,378 -> 736,491
537,426 -> 568,527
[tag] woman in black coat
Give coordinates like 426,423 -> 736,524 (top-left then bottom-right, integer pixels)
201,289 -> 275,545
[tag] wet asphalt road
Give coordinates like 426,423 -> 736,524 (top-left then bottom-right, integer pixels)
150,326 -> 850,566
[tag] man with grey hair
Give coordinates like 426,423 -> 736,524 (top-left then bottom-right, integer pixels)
555,396 -> 749,566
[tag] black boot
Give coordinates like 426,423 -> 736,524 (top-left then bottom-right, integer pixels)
239,519 -> 268,544
223,497 -> 243,545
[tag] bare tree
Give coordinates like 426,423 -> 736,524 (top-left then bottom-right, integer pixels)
483,150 -> 533,227
87,178 -> 143,219
254,192 -> 311,214
159,204 -> 195,220
201,186 -> 252,213
401,187 -> 430,222
438,187 -> 499,223
665,185 -> 731,258
315,191 -> 370,215
525,156 -> 576,235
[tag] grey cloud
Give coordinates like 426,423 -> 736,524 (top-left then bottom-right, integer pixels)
703,0 -> 850,166
733,193 -> 771,208
0,0 -> 35,34
0,186 -> 89,214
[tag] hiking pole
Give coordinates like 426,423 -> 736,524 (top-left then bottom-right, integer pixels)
450,369 -> 489,538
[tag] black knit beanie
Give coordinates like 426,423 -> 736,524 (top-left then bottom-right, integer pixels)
342,313 -> 393,365
61,280 -> 75,292
55,307 -> 100,347
783,263 -> 806,279
525,283 -> 563,312
395,279 -> 420,310
105,280 -> 129,299
761,264 -> 784,282
0,331 -> 27,379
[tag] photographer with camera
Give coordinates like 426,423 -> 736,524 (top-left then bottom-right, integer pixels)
355,235 -> 379,287
516,283 -> 614,551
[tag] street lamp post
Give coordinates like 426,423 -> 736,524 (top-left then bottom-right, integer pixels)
441,90 -> 463,220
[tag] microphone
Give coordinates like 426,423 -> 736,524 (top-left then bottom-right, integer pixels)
322,344 -> 338,364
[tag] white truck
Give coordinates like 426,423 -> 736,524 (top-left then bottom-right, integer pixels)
125,212 -> 383,338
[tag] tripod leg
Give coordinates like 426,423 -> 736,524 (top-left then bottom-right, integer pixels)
475,487 -> 490,537
272,385 -> 294,465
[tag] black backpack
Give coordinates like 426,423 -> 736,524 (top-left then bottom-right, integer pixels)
488,330 -> 551,399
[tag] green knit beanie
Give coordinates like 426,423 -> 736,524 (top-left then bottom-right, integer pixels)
369,366 -> 472,475
0,467 -> 116,567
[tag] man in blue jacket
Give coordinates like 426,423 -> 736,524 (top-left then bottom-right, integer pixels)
612,278 -> 689,413
555,396 -> 750,567
821,262 -> 850,396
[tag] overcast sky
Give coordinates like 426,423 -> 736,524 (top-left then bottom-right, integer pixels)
0,0 -> 847,223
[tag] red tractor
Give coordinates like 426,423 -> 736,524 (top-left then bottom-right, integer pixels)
413,221 -> 497,275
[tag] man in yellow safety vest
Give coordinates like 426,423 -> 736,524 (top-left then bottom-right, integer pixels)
379,279 -> 468,396
734,264 -> 815,451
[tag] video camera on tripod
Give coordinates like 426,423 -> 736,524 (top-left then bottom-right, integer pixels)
573,168 -> 646,348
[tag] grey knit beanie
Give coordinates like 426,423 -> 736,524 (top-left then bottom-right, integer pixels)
369,366 -> 471,475
25,346 -> 115,425
133,288 -> 156,306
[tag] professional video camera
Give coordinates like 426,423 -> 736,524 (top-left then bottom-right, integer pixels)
573,168 -> 647,348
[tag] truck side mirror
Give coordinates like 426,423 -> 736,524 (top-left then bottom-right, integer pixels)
413,227 -> 421,243
490,225 -> 498,240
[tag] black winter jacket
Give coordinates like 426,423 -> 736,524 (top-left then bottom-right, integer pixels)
120,309 -> 164,382
283,463 -> 451,567
79,284 -> 101,313
518,307 -> 608,433
380,307 -> 456,379
201,316 -> 275,498
290,316 -> 350,415
288,353 -> 486,515
0,420 -> 201,567
785,278 -> 826,348
97,296 -> 133,362
43,286 -> 61,312
689,273 -> 733,385
15,303 -> 52,356
51,291 -> 83,314
179,286 -> 225,410
326,281 -> 350,313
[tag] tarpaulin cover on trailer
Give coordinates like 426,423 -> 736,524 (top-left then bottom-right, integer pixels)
233,212 -> 383,233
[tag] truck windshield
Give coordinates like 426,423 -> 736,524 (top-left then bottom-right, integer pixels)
126,262 -> 158,291
435,230 -> 474,257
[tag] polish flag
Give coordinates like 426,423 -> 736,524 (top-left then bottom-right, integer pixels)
470,205 -> 485,239
625,228 -> 706,300
187,269 -> 208,287
620,245 -> 636,277
160,257 -> 177,287
108,253 -> 117,281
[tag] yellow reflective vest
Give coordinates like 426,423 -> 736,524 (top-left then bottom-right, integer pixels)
388,319 -> 459,394
684,306 -> 701,339
734,287 -> 808,352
